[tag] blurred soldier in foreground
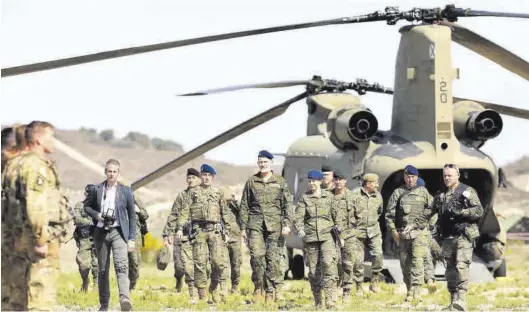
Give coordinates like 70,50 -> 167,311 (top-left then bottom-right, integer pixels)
414,164 -> 483,311
1,124 -> 28,309
331,170 -> 361,301
176,164 -> 234,303
221,185 -> 243,294
295,170 -> 338,309
129,195 -> 149,290
349,173 -> 384,293
74,185 -> 99,292
386,166 -> 433,303
163,168 -> 201,301
2,121 -> 74,310
240,150 -> 293,303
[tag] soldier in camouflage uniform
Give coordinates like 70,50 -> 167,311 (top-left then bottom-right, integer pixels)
163,168 -> 202,301
240,150 -> 293,303
294,170 -> 338,309
330,170 -> 361,301
220,185 -> 243,294
176,164 -> 234,303
129,195 -> 149,290
386,165 -> 433,302
74,187 -> 99,292
1,124 -> 27,310
2,121 -> 74,310
417,178 -> 440,294
349,173 -> 384,294
414,164 -> 484,311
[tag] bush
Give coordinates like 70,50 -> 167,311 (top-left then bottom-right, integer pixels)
99,129 -> 115,142
124,131 -> 151,148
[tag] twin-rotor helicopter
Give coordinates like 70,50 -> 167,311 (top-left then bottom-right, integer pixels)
4,4 -> 529,283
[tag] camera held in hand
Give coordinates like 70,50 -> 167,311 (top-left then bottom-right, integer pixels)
102,207 -> 116,231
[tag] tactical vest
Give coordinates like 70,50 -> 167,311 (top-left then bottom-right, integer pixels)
439,183 -> 470,238
189,187 -> 222,223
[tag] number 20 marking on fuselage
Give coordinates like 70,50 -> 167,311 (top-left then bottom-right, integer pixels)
439,80 -> 448,103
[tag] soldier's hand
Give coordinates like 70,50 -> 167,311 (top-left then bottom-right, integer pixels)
281,226 -> 291,236
176,230 -> 183,241
163,236 -> 171,248
135,206 -> 140,213
241,230 -> 248,245
392,230 -> 400,243
128,240 -> 136,252
340,238 -> 345,247
298,229 -> 305,238
34,244 -> 48,258
97,213 -> 104,222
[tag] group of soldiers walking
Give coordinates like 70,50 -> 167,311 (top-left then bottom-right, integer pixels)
1,123 -> 484,312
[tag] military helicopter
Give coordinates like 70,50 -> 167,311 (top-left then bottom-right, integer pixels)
4,4 -> 529,284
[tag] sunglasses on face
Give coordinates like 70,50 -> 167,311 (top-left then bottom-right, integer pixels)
444,163 -> 460,174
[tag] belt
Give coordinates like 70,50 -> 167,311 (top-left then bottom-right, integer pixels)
192,221 -> 220,232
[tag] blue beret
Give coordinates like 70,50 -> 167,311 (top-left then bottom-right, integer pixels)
404,165 -> 418,175
186,168 -> 200,177
200,164 -> 216,175
258,150 -> 274,160
417,177 -> 425,186
308,170 -> 323,180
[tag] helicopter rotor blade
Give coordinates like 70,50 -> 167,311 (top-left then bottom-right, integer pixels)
441,21 -> 529,82
454,97 -> 529,120
131,91 -> 309,190
178,80 -> 311,96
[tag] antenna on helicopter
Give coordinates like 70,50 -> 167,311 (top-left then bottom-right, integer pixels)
3,4 -> 528,78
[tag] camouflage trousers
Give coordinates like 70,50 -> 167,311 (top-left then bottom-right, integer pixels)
248,228 -> 285,293
442,235 -> 473,295
356,235 -> 384,282
192,230 -> 229,292
424,233 -> 442,282
174,239 -> 197,285
227,236 -> 242,287
305,239 -> 337,302
341,236 -> 365,289
398,230 -> 429,291
128,234 -> 143,287
75,238 -> 99,283
8,240 -> 61,311
1,235 -> 13,310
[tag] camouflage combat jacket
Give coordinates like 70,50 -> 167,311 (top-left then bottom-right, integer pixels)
177,185 -> 234,233
385,186 -> 433,239
163,186 -> 196,242
240,172 -> 293,232
2,152 -> 74,252
226,198 -> 242,238
133,196 -> 149,232
331,188 -> 357,240
415,183 -> 483,241
294,190 -> 337,243
350,187 -> 383,239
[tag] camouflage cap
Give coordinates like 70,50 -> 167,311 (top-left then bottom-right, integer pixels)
156,246 -> 170,271
363,173 -> 379,182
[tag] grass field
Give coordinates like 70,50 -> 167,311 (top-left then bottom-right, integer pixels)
57,241 -> 529,311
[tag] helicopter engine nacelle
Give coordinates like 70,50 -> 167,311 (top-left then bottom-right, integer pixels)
453,100 -> 503,144
328,105 -> 379,150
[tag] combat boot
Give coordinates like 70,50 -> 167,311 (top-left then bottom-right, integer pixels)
252,285 -> 264,302
411,287 -> 422,303
175,276 -> 183,293
452,293 -> 467,311
443,293 -> 456,311
197,288 -> 207,302
230,282 -> 239,294
355,282 -> 364,297
405,289 -> 412,302
129,280 -> 136,291
188,284 -> 197,304
342,289 -> 351,302
275,289 -> 286,303
324,288 -> 336,309
369,282 -> 381,293
426,279 -> 437,294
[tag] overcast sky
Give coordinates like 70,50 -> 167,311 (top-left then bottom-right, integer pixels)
2,0 -> 529,167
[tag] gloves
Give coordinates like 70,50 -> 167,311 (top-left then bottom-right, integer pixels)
176,230 -> 183,241
297,229 -> 305,238
282,226 -> 291,236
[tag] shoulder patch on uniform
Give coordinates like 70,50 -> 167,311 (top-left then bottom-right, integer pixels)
462,190 -> 471,198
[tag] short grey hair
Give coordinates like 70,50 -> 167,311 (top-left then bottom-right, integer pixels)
105,158 -> 121,170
